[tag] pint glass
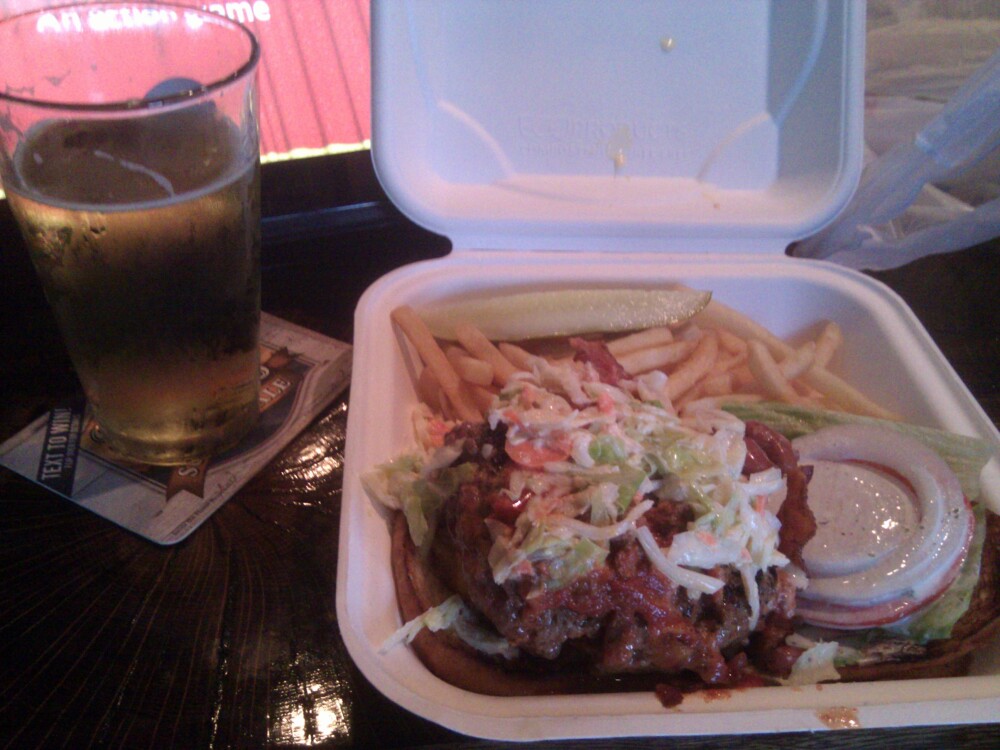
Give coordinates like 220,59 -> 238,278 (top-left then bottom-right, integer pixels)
0,4 -> 262,465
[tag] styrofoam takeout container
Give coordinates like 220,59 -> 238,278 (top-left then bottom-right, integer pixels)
337,1 -> 1000,740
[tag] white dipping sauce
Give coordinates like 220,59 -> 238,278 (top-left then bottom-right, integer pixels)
802,460 -> 917,578
790,424 -> 972,628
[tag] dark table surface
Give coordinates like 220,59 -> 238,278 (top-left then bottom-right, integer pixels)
1,152 -> 998,749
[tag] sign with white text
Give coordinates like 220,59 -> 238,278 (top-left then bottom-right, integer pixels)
0,0 -> 371,160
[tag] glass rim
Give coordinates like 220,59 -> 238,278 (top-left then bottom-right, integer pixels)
0,1 -> 260,113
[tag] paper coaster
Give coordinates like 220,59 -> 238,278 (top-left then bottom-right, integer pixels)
0,313 -> 352,544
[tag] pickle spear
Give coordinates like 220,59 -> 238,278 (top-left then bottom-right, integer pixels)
417,288 -> 712,341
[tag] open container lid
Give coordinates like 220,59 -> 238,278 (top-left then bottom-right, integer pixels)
371,0 -> 867,253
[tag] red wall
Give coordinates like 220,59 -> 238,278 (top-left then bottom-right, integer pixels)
0,1 -> 373,160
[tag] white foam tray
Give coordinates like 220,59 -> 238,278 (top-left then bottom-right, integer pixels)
337,252 -> 1000,741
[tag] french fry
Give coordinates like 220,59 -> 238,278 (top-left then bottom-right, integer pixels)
675,381 -> 707,411
497,342 -> 537,372
400,293 -> 897,423
791,380 -> 827,408
793,380 -> 826,401
779,341 -> 816,380
748,339 -> 800,404
702,371 -> 734,396
445,345 -> 494,386
416,366 -> 449,417
695,300 -> 792,361
732,363 -> 756,389
468,384 -> 499,413
666,331 -> 718,400
711,349 -> 748,376
812,321 -> 843,370
696,299 -> 898,420
801,366 -> 900,420
391,306 -> 482,422
618,339 -> 697,376
607,326 -> 674,357
455,322 -> 519,386
715,327 -> 748,356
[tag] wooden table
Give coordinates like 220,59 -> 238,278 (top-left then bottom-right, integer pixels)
1,153 -> 998,749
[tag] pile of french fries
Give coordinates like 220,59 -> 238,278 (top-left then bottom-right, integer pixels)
390,298 -> 898,424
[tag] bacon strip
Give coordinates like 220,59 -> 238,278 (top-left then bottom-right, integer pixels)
570,337 -> 630,386
744,421 -> 816,571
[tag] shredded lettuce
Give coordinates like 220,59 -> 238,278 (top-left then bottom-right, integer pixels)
581,482 -> 621,526
884,502 -> 987,642
380,594 -> 519,659
779,640 -> 842,686
588,433 -> 629,465
634,526 -> 726,596
379,594 -> 466,653
363,455 -> 476,550
490,520 -> 610,591
360,453 -> 422,511
543,537 -> 610,592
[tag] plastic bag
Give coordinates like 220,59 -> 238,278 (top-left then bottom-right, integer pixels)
794,1 -> 1000,271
